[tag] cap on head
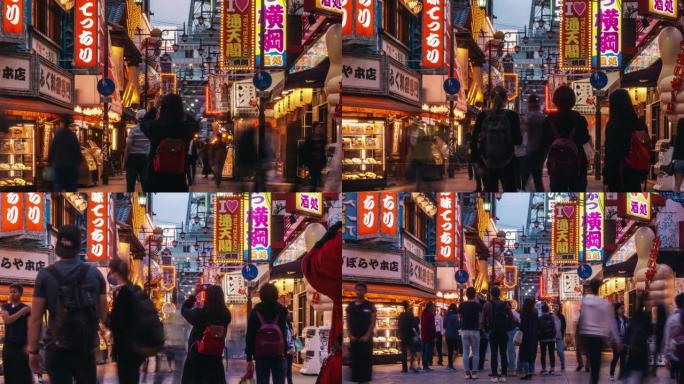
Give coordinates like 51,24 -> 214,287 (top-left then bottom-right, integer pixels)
55,225 -> 82,259
136,109 -> 147,121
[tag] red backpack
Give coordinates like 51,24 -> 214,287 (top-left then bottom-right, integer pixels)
254,312 -> 284,359
153,138 -> 186,175
623,130 -> 651,171
196,324 -> 227,356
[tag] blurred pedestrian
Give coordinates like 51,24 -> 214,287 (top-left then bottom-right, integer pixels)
186,135 -> 199,186
506,300 -> 520,375
604,89 -> 650,192
1,284 -> 31,384
538,303 -> 556,375
673,120 -> 684,192
434,308 -> 444,366
470,86 -> 522,191
444,303 -> 460,371
201,139 -> 212,179
212,135 -> 228,188
518,297 -> 538,380
623,297 -> 651,384
346,283 -> 375,383
123,109 -> 151,192
524,94 -> 546,191
609,302 -> 628,380
47,123 -> 83,192
554,305 -> 566,371
459,287 -> 482,380
300,122 -> 326,191
236,129 -> 258,187
664,293 -> 684,384
421,302 -> 437,371
477,290 -> 489,373
482,286 -> 514,382
398,301 -> 419,373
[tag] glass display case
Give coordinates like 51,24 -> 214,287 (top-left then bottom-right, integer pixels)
0,123 -> 35,189
343,302 -> 401,364
342,118 -> 386,189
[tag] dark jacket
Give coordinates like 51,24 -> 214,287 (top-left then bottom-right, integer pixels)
519,311 -> 539,363
444,311 -> 461,340
674,123 -> 684,160
420,310 -> 436,342
542,110 -> 591,174
141,119 -> 192,191
398,310 -> 416,343
109,284 -> 141,358
625,310 -> 651,372
48,127 -> 83,169
245,301 -> 289,361
604,117 -> 648,190
470,109 -> 523,166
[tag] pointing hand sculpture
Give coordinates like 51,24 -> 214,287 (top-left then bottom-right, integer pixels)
632,227 -> 675,311
302,223 -> 333,311
658,27 -> 684,124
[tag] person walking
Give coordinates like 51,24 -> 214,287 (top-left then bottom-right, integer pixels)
482,286 -> 514,382
577,279 -> 622,384
470,86 -> 523,192
300,122 -> 326,191
236,129 -> 258,185
1,284 -> 31,384
506,301 -> 520,376
47,123 -> 84,192
122,109 -> 151,192
664,293 -> 684,384
278,295 -> 295,384
514,125 -> 528,190
518,297 -> 539,380
603,89 -> 651,192
609,302 -> 628,380
538,303 -> 556,375
141,94 -> 192,191
477,290 -> 489,373
186,135 -> 199,186
420,302 -> 437,371
672,119 -> 684,192
444,304 -> 461,371
398,301 -> 419,373
523,94 -> 546,191
27,225 -> 108,384
622,297 -> 651,384
246,284 -> 289,384
434,308 -> 445,366
201,139 -> 212,180
460,287 -> 482,380
212,135 -> 228,188
345,283 -> 375,383
182,284 -> 231,384
413,316 -> 423,370
554,305 -> 566,371
542,85 -> 592,191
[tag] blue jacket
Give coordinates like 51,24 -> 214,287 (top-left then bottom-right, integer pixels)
444,311 -> 461,340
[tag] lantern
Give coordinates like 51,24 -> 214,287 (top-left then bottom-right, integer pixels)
303,88 -> 313,104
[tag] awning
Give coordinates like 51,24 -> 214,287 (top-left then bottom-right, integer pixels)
342,95 -> 422,114
342,281 -> 436,299
270,259 -> 303,279
285,58 -> 329,90
621,59 -> 662,88
0,96 -> 74,116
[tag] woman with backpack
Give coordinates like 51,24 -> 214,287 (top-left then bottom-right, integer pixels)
181,284 -> 232,384
246,283 -> 289,384
538,303 -> 557,376
518,297 -> 539,380
444,303 -> 461,371
542,85 -> 592,192
604,89 -> 650,192
141,93 -> 192,191
665,293 -> 684,383
609,302 -> 629,380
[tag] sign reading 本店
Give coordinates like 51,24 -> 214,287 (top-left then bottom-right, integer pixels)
74,0 -> 98,67
2,0 -> 24,40
584,193 -> 604,262
560,0 -> 592,70
592,0 -> 622,68
560,272 -> 583,300
551,201 -> 579,264
638,0 -> 679,20
221,0 -> 254,70
379,192 -> 398,236
87,192 -> 108,262
343,248 -> 402,281
0,56 -> 30,91
341,56 -> 382,93
388,61 -> 421,105
0,248 -> 48,281
244,193 -> 271,261
255,0 -> 287,68
214,196 -> 242,259
295,193 -> 323,216
421,0 -> 444,69
621,193 -> 651,221
436,193 -> 456,262
357,192 -> 378,236
408,257 -> 436,292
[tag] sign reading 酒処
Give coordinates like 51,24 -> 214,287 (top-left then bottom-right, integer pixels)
551,201 -> 579,264
295,193 -> 323,216
255,0 -> 287,68
221,0 -> 254,70
74,0 -> 98,67
560,0 -> 592,70
584,193 -> 604,262
620,193 -> 651,221
214,195 -> 242,259
638,0 -> 678,20
87,192 -> 108,262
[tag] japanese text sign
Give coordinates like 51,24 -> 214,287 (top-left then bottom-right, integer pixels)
341,56 -> 382,92
584,193 -> 604,262
408,257 -> 435,291
255,0 -> 287,68
354,0 -> 375,38
160,266 -> 176,291
343,248 -> 402,281
24,193 -> 45,235
206,75 -> 232,114
560,272 -> 583,300
358,192 -> 378,236
160,73 -> 176,95
422,0 -> 444,69
540,267 -> 560,298
622,193 -> 651,221
560,0 -> 592,70
0,249 -> 47,281
552,201 -> 579,264
3,0 -> 23,36
39,63 -> 73,106
307,0 -> 342,15
244,193 -> 271,261
215,196 -> 242,257
0,193 -> 23,233
592,0 -> 622,68
87,192 -> 108,262
341,0 -> 352,35
0,56 -> 30,91
436,193 -> 456,262
503,265 -> 517,288
380,192 -> 398,236
295,193 -> 323,216
74,0 -> 98,67
0,193 -> 45,237
639,0 -> 679,19
221,0 -> 254,70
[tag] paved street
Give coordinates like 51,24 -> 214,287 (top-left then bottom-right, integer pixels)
343,352 -> 677,383
80,174 -> 298,192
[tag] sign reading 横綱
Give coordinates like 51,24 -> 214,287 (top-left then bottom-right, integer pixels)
619,193 -> 651,221
388,61 -> 421,105
255,0 -> 287,68
243,193 -> 271,262
560,272 -> 582,300
343,248 -> 402,281
436,193 -> 455,262
560,0 -> 592,71
214,195 -> 242,257
551,201 -> 579,264
87,192 -> 108,262
408,256 -> 435,292
221,0 -> 254,70
295,193 -> 323,216
638,0 -> 679,20
379,192 -> 397,236
592,0 -> 622,68
74,0 -> 98,67
584,193 -> 604,262
422,0 -> 444,70
1,0 -> 24,42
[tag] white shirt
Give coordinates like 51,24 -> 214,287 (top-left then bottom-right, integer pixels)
435,314 -> 444,334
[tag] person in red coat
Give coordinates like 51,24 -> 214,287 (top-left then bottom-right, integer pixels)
420,302 -> 437,371
301,222 -> 342,384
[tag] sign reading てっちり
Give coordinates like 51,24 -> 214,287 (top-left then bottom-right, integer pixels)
3,0 -> 24,36
74,0 -> 98,67
87,192 -> 108,261
422,0 -> 444,69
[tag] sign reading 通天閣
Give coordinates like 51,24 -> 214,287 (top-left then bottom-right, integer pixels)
620,193 -> 651,221
221,0 -> 254,70
552,201 -> 579,264
214,195 -> 242,261
560,0 -> 592,71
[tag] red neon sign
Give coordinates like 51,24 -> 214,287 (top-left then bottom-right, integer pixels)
74,0 -> 98,67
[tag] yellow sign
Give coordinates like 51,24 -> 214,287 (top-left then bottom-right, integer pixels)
625,193 -> 651,221
160,265 -> 176,291
295,193 -> 323,216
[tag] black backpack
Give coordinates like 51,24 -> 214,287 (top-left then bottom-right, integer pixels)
539,313 -> 556,340
47,264 -> 99,352
128,286 -> 165,357
489,301 -> 512,334
546,119 -> 581,178
479,110 -> 514,169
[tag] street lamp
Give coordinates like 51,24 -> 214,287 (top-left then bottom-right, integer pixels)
477,0 -> 487,9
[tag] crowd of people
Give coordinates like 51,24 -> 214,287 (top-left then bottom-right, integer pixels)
345,281 -> 684,384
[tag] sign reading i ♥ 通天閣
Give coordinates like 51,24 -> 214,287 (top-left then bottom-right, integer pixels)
214,195 -> 243,261
560,0 -> 592,70
221,0 -> 255,70
551,201 -> 579,264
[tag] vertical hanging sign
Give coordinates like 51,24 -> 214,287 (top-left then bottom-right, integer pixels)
353,0 -> 376,42
221,0 -> 255,70
379,192 -> 398,236
244,193 -> 271,261
584,193 -> 604,262
0,193 -> 23,233
74,0 -> 98,67
87,192 -> 108,261
214,195 -> 243,259
422,0 -> 444,69
357,192 -> 378,236
551,201 -> 579,264
255,0 -> 287,68
3,0 -> 23,35
560,0 -> 592,70
436,192 -> 455,262
592,0 -> 621,68
341,0 -> 352,35
24,193 -> 45,235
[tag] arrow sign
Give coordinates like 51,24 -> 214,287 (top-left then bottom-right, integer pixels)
242,263 -> 259,281
97,78 -> 115,96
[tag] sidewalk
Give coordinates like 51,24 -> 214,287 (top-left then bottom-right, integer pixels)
343,351 -> 676,383
80,174 -> 298,192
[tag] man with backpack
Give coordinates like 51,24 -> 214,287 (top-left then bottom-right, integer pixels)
27,225 -> 108,384
470,86 -> 523,192
538,303 -> 557,375
482,286 -> 514,382
246,283 -> 289,384
542,85 -> 592,192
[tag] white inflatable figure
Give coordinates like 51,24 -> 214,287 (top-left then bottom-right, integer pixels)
657,27 -> 684,124
323,24 -> 342,192
632,226 -> 675,311
302,223 -> 333,311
